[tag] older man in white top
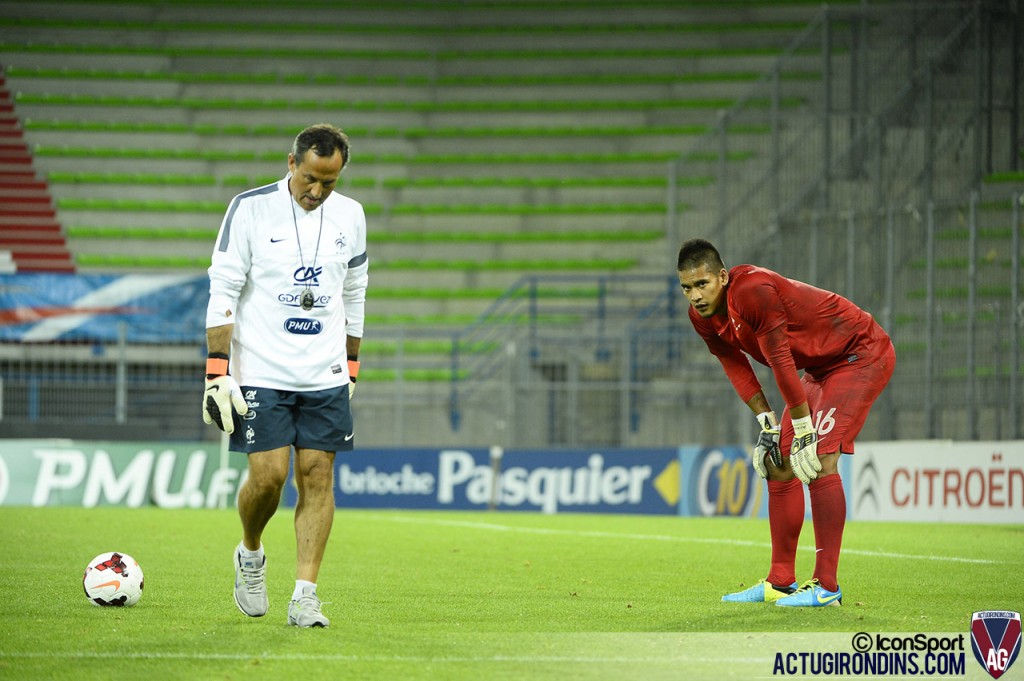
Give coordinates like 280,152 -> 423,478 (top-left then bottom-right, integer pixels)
203,123 -> 368,628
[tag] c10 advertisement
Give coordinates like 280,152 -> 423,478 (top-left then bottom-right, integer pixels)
677,445 -> 855,519
678,445 -> 769,518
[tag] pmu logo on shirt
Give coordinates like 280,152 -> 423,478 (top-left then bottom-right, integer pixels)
971,610 -> 1021,679
284,318 -> 323,335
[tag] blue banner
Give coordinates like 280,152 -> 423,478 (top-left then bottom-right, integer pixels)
678,445 -> 855,519
678,445 -> 768,518
283,448 -> 681,515
0,273 -> 208,342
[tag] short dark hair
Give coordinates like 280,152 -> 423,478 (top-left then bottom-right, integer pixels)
677,238 -> 726,272
292,123 -> 351,169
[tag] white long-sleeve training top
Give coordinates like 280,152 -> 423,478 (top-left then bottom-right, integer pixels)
206,175 -> 368,391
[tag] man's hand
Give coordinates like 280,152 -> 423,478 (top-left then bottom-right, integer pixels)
203,375 -> 248,434
790,415 -> 821,484
752,411 -> 781,479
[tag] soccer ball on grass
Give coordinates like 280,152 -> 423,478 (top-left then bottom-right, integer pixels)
82,552 -> 144,607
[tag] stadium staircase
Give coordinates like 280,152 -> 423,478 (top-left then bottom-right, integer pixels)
0,70 -> 72,273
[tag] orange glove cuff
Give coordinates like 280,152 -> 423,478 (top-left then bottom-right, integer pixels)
348,359 -> 360,380
206,358 -> 229,376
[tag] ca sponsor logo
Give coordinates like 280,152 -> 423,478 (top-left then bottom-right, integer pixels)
293,266 -> 322,284
244,390 -> 257,400
284,318 -> 323,335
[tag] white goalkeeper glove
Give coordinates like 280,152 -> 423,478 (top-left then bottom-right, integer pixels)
752,411 -> 781,480
203,357 -> 248,434
348,358 -> 360,399
790,415 -> 821,484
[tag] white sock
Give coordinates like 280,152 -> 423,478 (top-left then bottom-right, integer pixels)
238,542 -> 263,559
292,580 -> 316,600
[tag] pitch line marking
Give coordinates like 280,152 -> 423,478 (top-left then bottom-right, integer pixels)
371,513 -> 1004,565
0,651 -> 764,664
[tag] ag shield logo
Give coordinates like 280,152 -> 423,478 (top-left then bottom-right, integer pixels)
284,318 -> 323,335
971,611 -> 1021,679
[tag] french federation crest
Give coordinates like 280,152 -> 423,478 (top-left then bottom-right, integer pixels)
971,611 -> 1021,679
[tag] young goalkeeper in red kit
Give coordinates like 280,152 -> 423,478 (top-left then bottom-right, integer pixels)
677,239 -> 895,607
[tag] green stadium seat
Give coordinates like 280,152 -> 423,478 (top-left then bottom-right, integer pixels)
0,0 -> 841,349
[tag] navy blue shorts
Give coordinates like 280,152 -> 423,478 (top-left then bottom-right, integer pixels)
228,385 -> 354,454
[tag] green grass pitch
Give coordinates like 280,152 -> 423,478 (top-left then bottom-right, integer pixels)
1,507 -> 1020,680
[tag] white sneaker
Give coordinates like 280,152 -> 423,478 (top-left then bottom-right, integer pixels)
233,544 -> 268,617
287,584 -> 329,628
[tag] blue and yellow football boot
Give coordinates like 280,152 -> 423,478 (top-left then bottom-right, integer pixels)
722,578 -> 799,603
775,578 -> 843,607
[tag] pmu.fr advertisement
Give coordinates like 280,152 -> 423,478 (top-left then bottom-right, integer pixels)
850,441 -> 1024,523
0,440 -> 247,508
281,448 -> 681,515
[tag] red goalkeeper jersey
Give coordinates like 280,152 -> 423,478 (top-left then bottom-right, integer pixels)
688,265 -> 891,409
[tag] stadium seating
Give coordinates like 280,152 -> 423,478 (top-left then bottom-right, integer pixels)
4,2 -> 1019,392
1,1 -> 1019,443
0,1 -> 834,321
0,2 -> 814,392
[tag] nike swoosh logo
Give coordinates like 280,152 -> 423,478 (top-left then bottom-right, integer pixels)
816,591 -> 841,605
95,579 -> 121,590
344,433 -> 354,441
271,237 -> 286,243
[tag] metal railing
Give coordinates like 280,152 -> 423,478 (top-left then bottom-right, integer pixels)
665,1 -> 1021,267
4,189 -> 1017,447
447,274 -> 677,432
647,193 -> 1023,442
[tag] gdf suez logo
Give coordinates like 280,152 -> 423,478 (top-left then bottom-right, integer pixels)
971,611 -> 1021,679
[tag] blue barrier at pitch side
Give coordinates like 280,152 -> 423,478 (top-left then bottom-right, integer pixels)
282,448 -> 680,515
